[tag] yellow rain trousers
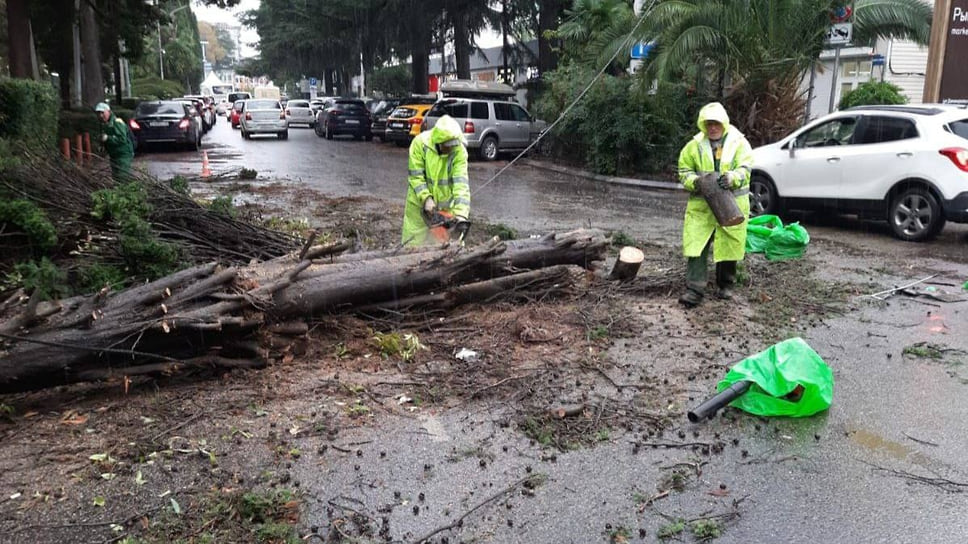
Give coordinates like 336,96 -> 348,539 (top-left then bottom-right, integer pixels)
677,102 -> 755,262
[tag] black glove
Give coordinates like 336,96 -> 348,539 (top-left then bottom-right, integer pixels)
717,173 -> 732,190
452,218 -> 471,240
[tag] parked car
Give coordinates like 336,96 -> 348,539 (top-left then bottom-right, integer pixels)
177,99 -> 205,136
227,91 -> 251,105
309,99 -> 329,115
422,98 -> 548,160
751,104 -> 968,242
184,95 -> 215,130
369,98 -> 403,142
285,99 -> 316,127
314,98 -> 372,140
240,99 -> 288,140
230,100 -> 244,128
215,100 -> 229,116
384,101 -> 435,147
128,100 -> 201,151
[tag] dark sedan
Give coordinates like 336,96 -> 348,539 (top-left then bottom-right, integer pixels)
369,98 -> 402,142
129,101 -> 201,151
315,99 -> 372,140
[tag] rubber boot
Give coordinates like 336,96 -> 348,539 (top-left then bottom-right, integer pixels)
680,245 -> 710,307
715,260 -> 737,300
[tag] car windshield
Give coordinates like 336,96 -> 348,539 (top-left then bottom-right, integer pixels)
136,103 -> 184,116
289,100 -> 310,108
390,107 -> 417,118
248,100 -> 280,110
948,118 -> 968,140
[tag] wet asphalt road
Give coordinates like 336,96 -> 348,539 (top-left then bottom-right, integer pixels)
136,118 -> 968,543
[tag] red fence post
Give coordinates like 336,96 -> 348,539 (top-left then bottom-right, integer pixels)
60,138 -> 71,160
74,134 -> 83,167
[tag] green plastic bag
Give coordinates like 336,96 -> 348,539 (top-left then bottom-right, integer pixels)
717,337 -> 833,418
764,222 -> 810,261
746,214 -> 783,253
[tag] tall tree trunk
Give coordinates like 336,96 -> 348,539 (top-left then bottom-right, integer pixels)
324,69 -> 334,96
78,0 -> 103,106
6,0 -> 31,78
113,55 -> 123,101
501,0 -> 510,83
453,13 -> 471,80
537,0 -> 563,76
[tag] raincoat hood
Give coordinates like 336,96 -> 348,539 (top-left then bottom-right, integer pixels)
696,102 -> 730,136
430,115 -> 467,146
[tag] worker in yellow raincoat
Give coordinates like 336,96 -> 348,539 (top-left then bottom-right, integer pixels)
677,102 -> 754,307
401,115 -> 471,246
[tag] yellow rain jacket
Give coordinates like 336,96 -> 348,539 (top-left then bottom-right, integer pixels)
401,115 -> 471,246
677,102 -> 754,262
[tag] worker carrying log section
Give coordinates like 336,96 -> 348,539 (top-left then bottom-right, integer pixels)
401,115 -> 471,246
676,102 -> 754,307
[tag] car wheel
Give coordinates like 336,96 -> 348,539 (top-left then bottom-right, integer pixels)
749,173 -> 779,216
315,123 -> 324,137
888,187 -> 945,242
394,139 -> 408,148
190,135 -> 199,151
279,131 -> 288,140
309,122 -> 316,129
242,129 -> 250,140
325,124 -> 333,140
365,134 -> 373,142
479,136 -> 498,161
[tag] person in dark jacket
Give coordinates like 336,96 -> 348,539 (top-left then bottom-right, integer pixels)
95,102 -> 134,181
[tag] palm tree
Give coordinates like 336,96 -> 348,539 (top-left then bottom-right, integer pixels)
632,0 -> 932,145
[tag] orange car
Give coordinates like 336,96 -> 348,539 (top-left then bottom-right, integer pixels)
384,100 -> 436,147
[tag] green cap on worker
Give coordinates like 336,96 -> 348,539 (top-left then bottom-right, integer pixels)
94,102 -> 110,112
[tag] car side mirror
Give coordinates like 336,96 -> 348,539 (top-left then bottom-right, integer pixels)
788,139 -> 797,158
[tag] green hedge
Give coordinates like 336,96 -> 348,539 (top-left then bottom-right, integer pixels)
839,81 -> 908,110
131,77 -> 186,100
0,78 -> 59,153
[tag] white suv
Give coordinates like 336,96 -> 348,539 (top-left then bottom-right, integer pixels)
751,105 -> 968,241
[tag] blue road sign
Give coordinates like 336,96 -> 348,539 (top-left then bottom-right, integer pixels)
309,77 -> 318,86
871,54 -> 885,67
630,42 -> 653,60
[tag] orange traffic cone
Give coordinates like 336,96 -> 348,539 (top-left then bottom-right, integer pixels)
201,151 -> 212,179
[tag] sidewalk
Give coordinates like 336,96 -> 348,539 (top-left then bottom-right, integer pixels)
519,158 -> 684,191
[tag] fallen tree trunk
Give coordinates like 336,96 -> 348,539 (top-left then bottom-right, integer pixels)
0,230 -> 607,392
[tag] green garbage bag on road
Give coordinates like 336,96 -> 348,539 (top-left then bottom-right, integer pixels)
765,222 -> 810,261
746,214 -> 783,253
717,337 -> 833,418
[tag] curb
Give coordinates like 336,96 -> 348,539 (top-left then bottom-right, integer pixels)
519,158 -> 684,192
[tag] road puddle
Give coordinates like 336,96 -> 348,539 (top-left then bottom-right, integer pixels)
846,425 -> 931,468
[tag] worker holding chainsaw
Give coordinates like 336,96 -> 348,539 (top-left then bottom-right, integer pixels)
676,102 -> 754,307
401,115 -> 471,246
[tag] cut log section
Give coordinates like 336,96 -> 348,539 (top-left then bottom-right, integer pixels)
698,173 -> 745,227
609,246 -> 645,281
0,230 -> 608,393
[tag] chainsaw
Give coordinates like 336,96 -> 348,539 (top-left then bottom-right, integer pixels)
423,209 -> 471,243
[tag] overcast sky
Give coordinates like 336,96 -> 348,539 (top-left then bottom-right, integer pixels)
192,0 -> 505,60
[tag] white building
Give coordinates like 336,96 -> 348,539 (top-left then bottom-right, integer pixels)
804,36 -> 929,120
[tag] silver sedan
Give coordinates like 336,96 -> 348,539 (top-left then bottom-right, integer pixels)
286,99 -> 316,127
240,99 -> 289,140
